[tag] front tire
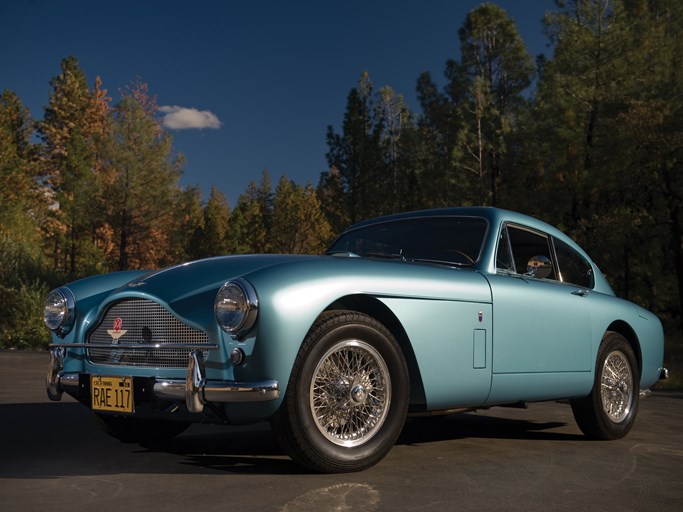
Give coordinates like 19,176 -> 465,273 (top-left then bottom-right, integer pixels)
273,311 -> 409,473
571,332 -> 640,440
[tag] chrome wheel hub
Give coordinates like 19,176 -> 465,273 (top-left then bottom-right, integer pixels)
351,384 -> 368,404
310,340 -> 391,447
600,350 -> 633,423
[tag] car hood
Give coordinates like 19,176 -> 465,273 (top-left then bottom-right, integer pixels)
95,255 -> 315,330
93,253 -> 490,334
122,254 -> 311,300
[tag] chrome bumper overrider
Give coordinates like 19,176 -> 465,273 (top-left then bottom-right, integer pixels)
47,346 -> 279,413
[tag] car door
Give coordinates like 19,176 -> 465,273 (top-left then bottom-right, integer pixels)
486,224 -> 593,377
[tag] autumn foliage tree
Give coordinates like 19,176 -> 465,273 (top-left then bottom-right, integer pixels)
105,82 -> 184,270
271,176 -> 332,254
0,90 -> 49,348
38,56 -> 111,275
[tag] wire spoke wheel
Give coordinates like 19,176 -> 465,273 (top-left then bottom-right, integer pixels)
571,331 -> 639,440
310,340 -> 391,447
273,311 -> 409,473
600,350 -> 633,423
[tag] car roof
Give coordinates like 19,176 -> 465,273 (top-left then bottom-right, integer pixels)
347,207 -> 555,235
336,207 -> 614,294
344,207 -> 593,265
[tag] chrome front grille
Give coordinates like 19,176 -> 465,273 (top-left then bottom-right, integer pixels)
87,298 -> 211,368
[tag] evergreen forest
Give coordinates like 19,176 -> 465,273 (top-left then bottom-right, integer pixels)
1,1 -> 681,358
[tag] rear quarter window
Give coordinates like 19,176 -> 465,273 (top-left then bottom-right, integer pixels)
554,238 -> 594,288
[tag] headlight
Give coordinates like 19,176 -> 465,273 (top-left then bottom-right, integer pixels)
44,288 -> 75,336
214,279 -> 258,337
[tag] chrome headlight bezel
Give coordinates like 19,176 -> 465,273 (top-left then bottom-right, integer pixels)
44,287 -> 76,337
214,278 -> 258,337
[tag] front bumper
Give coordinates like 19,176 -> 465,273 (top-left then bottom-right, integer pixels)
47,346 -> 279,414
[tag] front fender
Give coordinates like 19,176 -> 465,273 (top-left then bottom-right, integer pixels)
236,258 -> 492,406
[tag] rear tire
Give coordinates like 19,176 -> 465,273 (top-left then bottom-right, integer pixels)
273,311 -> 409,473
571,332 -> 639,440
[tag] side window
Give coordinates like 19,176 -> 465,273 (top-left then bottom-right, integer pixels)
496,225 -> 515,272
506,225 -> 557,280
554,238 -> 594,288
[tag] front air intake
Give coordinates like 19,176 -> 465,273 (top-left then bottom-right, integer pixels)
87,298 -> 211,368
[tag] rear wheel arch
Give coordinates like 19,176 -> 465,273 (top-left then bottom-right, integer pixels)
606,321 -> 642,376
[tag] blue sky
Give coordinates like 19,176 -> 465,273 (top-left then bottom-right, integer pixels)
1,0 -> 556,205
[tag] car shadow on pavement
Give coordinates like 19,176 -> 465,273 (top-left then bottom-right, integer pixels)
0,401 -> 583,478
138,424 -> 301,475
398,412 -> 582,446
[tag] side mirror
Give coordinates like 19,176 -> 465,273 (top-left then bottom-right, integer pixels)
526,255 -> 552,279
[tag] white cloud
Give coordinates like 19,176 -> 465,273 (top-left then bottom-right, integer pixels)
158,105 -> 222,130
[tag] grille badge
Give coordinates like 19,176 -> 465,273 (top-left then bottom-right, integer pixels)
107,317 -> 127,342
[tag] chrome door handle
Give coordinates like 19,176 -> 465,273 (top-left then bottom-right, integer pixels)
571,289 -> 590,297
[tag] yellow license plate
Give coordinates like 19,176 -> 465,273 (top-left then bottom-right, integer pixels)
91,375 -> 134,414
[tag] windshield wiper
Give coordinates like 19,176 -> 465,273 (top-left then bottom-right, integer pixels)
324,251 -> 404,260
405,258 -> 467,267
360,252 -> 405,260
326,251 -> 467,267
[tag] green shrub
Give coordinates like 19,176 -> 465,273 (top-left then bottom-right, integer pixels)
0,279 -> 51,350
0,234 -> 54,350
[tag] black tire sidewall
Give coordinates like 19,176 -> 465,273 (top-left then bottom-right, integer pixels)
588,333 -> 640,439
289,314 -> 409,470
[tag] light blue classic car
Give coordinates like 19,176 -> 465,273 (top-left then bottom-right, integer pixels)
45,207 -> 667,472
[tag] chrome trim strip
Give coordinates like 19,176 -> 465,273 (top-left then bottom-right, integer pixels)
48,372 -> 279,404
204,380 -> 280,402
49,343 -> 219,350
154,378 -> 280,403
154,379 -> 188,401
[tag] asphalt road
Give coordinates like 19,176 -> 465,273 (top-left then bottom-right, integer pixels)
1,350 -> 681,512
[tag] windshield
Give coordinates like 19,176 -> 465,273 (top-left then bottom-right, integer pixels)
327,216 -> 488,266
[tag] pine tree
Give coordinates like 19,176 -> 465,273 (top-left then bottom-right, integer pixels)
375,86 -> 417,213
0,90 -> 39,228
230,170 -> 273,254
38,56 -> 111,275
455,3 -> 535,206
192,186 -> 231,258
324,71 -> 385,224
604,0 -> 683,321
0,90 -> 50,349
106,82 -> 183,270
317,166 -> 350,234
165,185 -> 204,265
271,176 -> 333,254
530,0 -> 682,323
415,68 -> 466,208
